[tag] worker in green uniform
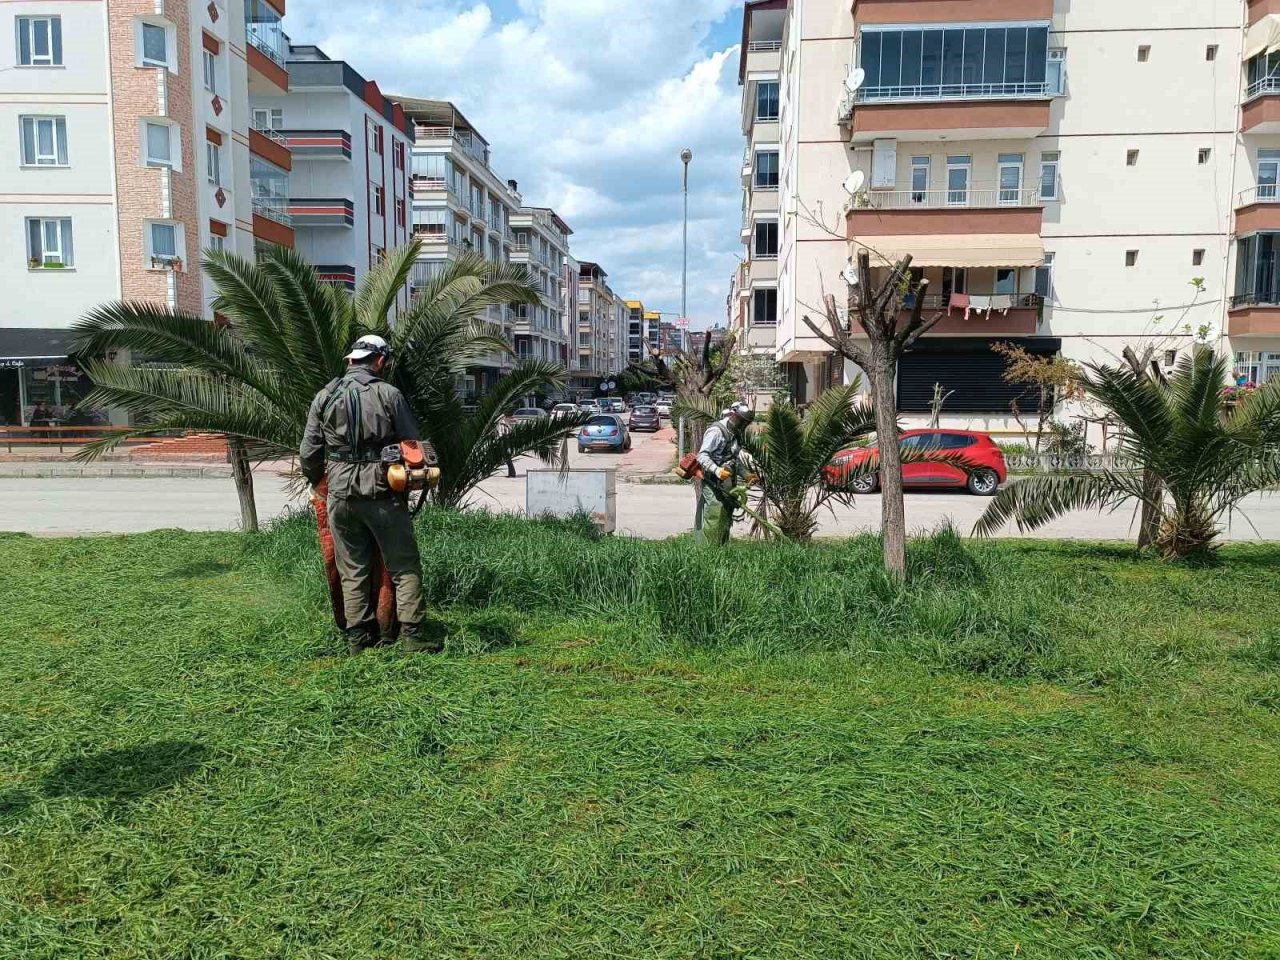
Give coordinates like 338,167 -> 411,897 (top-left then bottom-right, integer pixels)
693,401 -> 755,545
300,335 -> 442,655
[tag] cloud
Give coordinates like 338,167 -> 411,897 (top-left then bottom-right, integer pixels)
283,0 -> 744,328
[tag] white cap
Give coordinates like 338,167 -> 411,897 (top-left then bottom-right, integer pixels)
344,334 -> 389,361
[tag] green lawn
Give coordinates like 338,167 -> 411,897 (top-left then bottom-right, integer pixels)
2,513 -> 1279,958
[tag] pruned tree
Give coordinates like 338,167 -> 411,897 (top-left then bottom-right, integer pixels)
631,328 -> 737,399
991,341 -> 1084,453
801,251 -> 945,579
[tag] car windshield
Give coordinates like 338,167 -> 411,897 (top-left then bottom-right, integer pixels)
633,406 -> 656,414
515,409 -> 542,417
586,415 -> 617,427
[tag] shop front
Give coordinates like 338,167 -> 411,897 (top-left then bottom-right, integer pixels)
0,329 -> 105,427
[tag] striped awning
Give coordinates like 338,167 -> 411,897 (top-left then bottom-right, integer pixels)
852,234 -> 1045,268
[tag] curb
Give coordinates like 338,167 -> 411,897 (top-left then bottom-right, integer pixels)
0,464 -> 234,479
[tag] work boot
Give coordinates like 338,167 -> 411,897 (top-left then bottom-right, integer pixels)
346,624 -> 379,656
401,620 -> 446,654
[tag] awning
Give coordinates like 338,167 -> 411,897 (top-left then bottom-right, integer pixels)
852,234 -> 1045,269
0,328 -> 74,365
1245,14 -> 1280,61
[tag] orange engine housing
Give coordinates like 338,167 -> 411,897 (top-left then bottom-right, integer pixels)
386,441 -> 440,493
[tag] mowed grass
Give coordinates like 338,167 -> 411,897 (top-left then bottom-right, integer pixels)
1,511 -> 1280,958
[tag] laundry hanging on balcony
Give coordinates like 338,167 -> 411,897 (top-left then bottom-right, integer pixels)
1245,14 -> 1280,61
852,234 -> 1045,269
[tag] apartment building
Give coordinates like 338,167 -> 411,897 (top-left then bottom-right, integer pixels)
393,97 -> 520,395
626,300 -> 649,363
576,261 -> 614,390
734,0 -> 785,361
756,0 -> 1273,432
510,205 -> 571,369
251,44 -> 412,292
1,0 -> 290,426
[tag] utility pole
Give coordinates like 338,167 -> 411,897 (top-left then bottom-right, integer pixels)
680,148 -> 693,458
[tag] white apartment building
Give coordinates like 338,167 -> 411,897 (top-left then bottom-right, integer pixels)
757,0 -> 1277,432
574,261 -> 628,389
510,205 -> 571,370
1,0 -> 290,426
251,44 -> 412,292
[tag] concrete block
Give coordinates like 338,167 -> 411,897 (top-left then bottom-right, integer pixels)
526,469 -> 617,533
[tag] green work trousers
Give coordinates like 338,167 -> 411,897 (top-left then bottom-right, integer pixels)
327,495 -> 427,630
693,479 -> 734,545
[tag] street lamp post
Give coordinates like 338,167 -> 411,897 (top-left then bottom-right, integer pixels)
680,148 -> 692,329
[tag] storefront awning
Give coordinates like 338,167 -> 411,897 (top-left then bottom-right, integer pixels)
1246,14 -> 1280,61
853,234 -> 1044,269
0,328 -> 74,366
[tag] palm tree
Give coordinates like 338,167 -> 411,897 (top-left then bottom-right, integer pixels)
675,384 -> 877,542
71,241 -> 583,528
974,349 -> 1280,559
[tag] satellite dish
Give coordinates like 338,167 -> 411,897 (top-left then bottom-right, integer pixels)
844,67 -> 865,94
843,171 -> 866,196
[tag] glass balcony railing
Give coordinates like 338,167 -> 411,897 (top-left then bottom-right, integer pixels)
858,76 -> 1063,103
246,19 -> 286,65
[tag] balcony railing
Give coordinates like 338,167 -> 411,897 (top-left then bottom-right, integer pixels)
251,195 -> 291,226
246,20 -> 287,66
860,186 -> 1046,210
1231,291 -> 1280,308
414,126 -> 490,167
904,293 -> 1044,311
747,40 -> 782,52
1247,76 -> 1280,101
1239,185 -> 1280,206
858,78 -> 1063,104
249,120 -> 286,145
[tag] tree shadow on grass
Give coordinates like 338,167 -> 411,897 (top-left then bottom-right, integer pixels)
41,741 -> 211,802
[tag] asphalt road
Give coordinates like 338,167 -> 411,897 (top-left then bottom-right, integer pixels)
4,471 -> 1280,541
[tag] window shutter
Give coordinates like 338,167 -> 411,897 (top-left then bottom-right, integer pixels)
871,138 -> 897,188
56,118 -> 67,165
60,219 -> 73,266
51,18 -> 62,64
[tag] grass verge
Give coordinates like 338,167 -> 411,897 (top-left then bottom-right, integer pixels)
2,510 -> 1279,958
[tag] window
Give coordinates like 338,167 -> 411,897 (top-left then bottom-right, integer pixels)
995,268 -> 1017,296
394,141 -> 405,171
139,21 -> 170,68
910,156 -> 930,204
143,121 -> 177,169
1047,48 -> 1065,92
25,217 -> 73,267
1206,45 -> 1218,62
997,153 -> 1024,204
1198,148 -> 1211,165
754,150 -> 779,189
208,232 -> 225,252
858,24 -> 1053,100
1039,151 -> 1060,200
1137,45 -> 1150,62
1125,250 -> 1139,267
1260,149 -> 1280,200
206,141 -> 221,184
251,107 -> 283,131
16,16 -> 62,66
397,199 -> 406,228
19,116 -> 68,166
1034,253 -> 1054,300
753,220 -> 778,259
756,80 -> 779,121
148,221 -> 179,264
1127,149 -> 1140,166
203,50 -> 217,92
372,125 -> 384,156
942,267 -> 967,300
373,185 -> 385,217
752,288 -> 778,325
1193,248 -> 1205,266
1164,350 -> 1178,368
945,155 -> 970,205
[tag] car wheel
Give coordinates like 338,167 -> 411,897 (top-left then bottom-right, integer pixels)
578,445 -> 587,454
967,468 -> 999,496
849,473 -> 879,495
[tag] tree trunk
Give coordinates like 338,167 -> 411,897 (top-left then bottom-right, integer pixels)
870,349 -> 907,580
228,437 -> 259,533
1137,470 -> 1161,551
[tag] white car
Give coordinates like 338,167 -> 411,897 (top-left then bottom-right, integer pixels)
655,399 -> 673,419
551,403 -> 579,420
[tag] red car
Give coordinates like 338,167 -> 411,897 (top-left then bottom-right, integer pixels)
823,429 -> 1007,496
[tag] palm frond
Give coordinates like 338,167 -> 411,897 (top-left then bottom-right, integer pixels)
972,472 -> 1135,537
355,240 -> 421,331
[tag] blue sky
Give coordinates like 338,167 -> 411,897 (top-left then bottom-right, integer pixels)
285,0 -> 747,330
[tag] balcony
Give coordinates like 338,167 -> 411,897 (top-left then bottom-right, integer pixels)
1229,292 -> 1280,336
245,12 -> 288,93
1235,185 -> 1280,233
851,96 -> 1053,143
287,197 -> 355,227
280,129 -> 351,160
413,125 -> 490,168
315,264 -> 356,291
897,292 -> 1043,335
850,186 -> 1046,237
248,123 -> 291,171
1243,76 -> 1280,134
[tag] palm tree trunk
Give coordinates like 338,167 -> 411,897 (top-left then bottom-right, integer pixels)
228,437 -> 259,533
870,347 -> 907,580
1137,470 -> 1161,550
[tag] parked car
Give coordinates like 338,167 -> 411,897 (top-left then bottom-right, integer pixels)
578,414 -> 631,453
823,429 -> 1007,496
636,392 -> 656,406
655,398 -> 673,419
628,405 -> 661,432
578,400 -> 601,414
601,397 -> 625,414
511,407 -> 548,422
551,403 -> 579,420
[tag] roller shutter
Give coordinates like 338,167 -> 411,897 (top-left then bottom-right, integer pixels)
896,337 -> 1062,414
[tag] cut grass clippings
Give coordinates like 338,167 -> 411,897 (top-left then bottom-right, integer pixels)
1,509 -> 1279,958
